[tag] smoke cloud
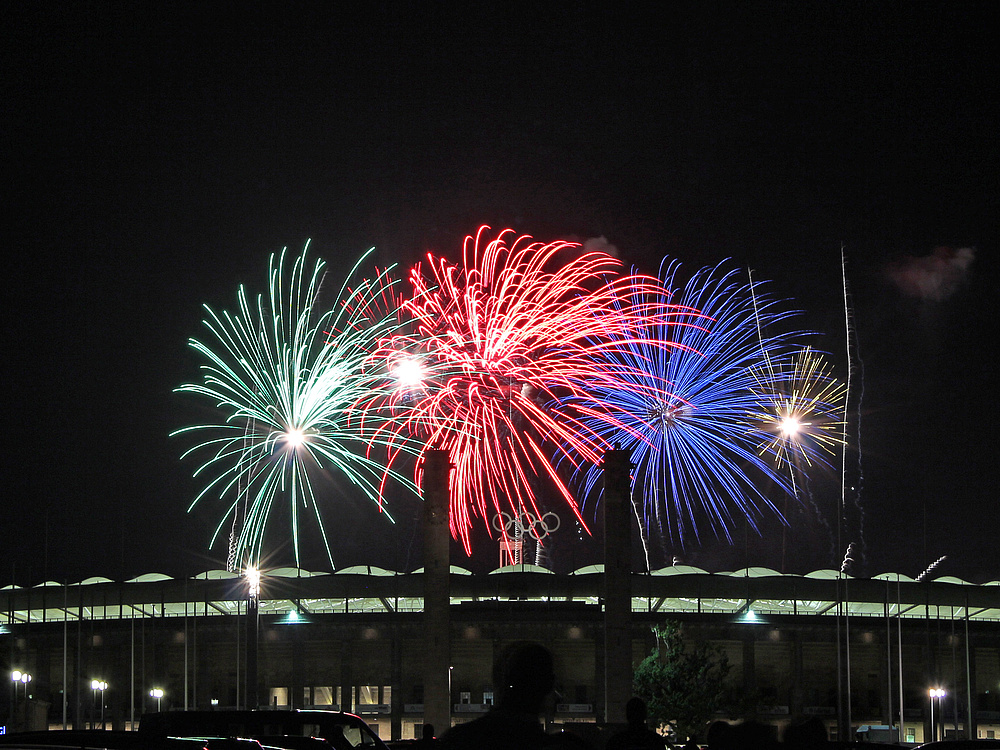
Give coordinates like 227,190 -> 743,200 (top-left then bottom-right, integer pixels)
886,246 -> 975,301
582,236 -> 619,258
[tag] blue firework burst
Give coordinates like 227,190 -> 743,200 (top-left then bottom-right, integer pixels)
560,261 -> 814,550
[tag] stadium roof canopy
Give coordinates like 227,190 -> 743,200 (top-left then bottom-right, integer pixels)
2,567 -> 997,624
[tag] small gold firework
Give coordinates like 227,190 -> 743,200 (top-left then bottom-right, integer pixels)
751,347 -> 846,471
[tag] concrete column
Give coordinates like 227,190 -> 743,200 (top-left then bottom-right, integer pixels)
391,628 -> 402,741
965,632 -> 976,739
791,628 -> 804,717
742,631 -> 757,700
422,449 -> 452,733
291,615 -> 304,709
602,448 -> 633,725
594,631 -> 606,723
340,639 -> 352,714
246,597 -> 259,709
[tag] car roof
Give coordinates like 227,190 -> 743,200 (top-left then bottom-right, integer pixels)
138,711 -> 387,750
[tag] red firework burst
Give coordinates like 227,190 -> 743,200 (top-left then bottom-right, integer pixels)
368,226 -> 684,553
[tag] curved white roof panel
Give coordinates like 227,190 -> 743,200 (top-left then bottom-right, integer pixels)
128,573 -> 174,583
489,564 -> 554,575
731,567 -> 783,578
651,565 -> 710,576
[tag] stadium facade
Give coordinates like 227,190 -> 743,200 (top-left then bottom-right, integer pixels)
4,451 -> 998,744
3,563 -> 999,744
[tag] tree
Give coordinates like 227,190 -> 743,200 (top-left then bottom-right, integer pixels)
632,620 -> 733,743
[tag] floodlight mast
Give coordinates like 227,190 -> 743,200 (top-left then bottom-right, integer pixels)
90,679 -> 107,728
245,565 -> 261,709
928,687 -> 946,742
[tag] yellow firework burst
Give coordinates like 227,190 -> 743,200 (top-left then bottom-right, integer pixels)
751,347 -> 846,471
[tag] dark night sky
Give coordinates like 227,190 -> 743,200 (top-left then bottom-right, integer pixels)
4,3 -> 997,584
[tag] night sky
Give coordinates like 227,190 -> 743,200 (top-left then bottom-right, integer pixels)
5,4 -> 997,585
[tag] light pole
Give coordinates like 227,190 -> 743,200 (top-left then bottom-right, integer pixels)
150,688 -> 164,713
11,671 -> 31,729
929,687 -> 946,742
245,565 -> 261,710
18,671 -> 31,701
91,680 -> 108,729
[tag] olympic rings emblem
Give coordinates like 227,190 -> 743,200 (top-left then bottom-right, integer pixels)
492,511 -> 560,540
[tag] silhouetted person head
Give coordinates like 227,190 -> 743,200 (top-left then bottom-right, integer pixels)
706,720 -> 735,750
324,725 -> 351,750
625,697 -> 648,727
733,720 -> 778,749
783,715 -> 828,748
493,641 -> 555,714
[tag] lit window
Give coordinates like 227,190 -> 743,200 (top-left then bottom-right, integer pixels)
312,686 -> 334,706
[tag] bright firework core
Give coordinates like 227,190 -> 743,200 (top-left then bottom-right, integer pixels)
646,401 -> 688,428
284,428 -> 307,449
392,357 -> 425,387
779,416 -> 803,438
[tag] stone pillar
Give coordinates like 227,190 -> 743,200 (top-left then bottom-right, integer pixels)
742,630 -> 757,701
291,613 -> 304,709
602,448 -> 633,725
422,449 -> 452,733
391,628 -> 403,741
791,628 -> 804,717
965,624 -> 977,740
340,640 -> 353,714
246,596 -> 259,709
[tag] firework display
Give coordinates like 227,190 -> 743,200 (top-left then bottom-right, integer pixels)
173,245 -> 419,569
365,227 -> 686,553
558,261 -> 820,550
176,229 -> 847,567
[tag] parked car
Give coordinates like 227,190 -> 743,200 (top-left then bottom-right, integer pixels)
915,741 -> 1000,749
0,730 -> 250,750
138,710 -> 387,750
0,731 -> 141,750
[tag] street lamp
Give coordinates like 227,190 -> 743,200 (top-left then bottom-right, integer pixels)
17,671 -> 31,704
245,565 -> 261,599
929,687 -> 946,742
245,565 -> 261,710
91,680 -> 108,729
150,688 -> 164,712
11,671 -> 32,727
12,670 -> 32,696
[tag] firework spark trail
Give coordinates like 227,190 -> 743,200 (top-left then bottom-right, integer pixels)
366,226 -> 686,553
746,324 -> 848,568
841,247 -> 867,571
174,244 -> 421,569
751,272 -> 842,568
916,555 -> 947,581
558,261 -> 810,554
840,542 -> 856,575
